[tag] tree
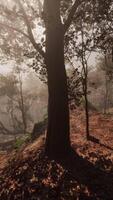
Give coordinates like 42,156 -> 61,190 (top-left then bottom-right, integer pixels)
0,73 -> 20,134
0,0 -> 84,158
44,0 -> 70,156
78,25 -> 92,140
97,54 -> 113,114
68,4 -> 96,140
0,67 -> 35,135
15,66 -> 27,134
65,0 -> 113,139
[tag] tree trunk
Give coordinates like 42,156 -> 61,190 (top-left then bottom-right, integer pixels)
18,71 -> 27,134
104,55 -> 109,114
44,0 -> 71,158
104,73 -> 108,114
84,81 -> 90,139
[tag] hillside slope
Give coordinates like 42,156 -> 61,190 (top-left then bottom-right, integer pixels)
0,111 -> 113,200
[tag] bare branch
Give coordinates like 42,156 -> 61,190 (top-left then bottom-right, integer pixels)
0,21 -> 45,60
64,0 -> 81,34
0,21 -> 29,38
0,121 -> 12,135
15,0 -> 45,58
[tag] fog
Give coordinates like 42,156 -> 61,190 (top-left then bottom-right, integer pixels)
0,63 -> 48,147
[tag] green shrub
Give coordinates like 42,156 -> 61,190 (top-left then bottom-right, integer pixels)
13,133 -> 31,150
13,138 -> 25,150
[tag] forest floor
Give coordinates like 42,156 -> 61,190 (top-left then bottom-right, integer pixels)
0,110 -> 113,200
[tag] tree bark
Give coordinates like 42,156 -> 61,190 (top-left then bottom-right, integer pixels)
44,0 -> 71,158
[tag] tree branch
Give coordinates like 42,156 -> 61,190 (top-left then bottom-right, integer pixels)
64,0 -> 81,34
0,121 -> 12,135
0,21 -> 45,59
0,22 -> 29,38
15,0 -> 45,59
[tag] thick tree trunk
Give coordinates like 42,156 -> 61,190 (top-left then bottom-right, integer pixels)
44,0 -> 71,158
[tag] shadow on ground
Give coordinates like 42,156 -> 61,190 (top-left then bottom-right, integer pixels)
0,145 -> 113,200
59,148 -> 113,200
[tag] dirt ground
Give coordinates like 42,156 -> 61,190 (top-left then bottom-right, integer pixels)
0,110 -> 113,199
71,110 -> 113,165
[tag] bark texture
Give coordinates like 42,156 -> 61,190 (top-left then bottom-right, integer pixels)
44,0 -> 71,157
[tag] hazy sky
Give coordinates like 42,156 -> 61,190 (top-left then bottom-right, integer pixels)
0,63 -> 13,74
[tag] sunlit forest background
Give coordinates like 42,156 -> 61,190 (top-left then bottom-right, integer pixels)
0,53 -> 113,151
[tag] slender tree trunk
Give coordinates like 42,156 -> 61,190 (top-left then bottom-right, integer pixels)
44,0 -> 71,158
18,72 -> 27,134
81,27 -> 90,140
104,73 -> 108,114
84,77 -> 90,139
104,55 -> 109,114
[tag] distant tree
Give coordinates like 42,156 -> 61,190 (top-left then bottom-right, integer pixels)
0,73 -> 19,133
0,67 -> 35,134
67,67 -> 82,110
97,54 -> 113,114
15,66 -> 27,134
